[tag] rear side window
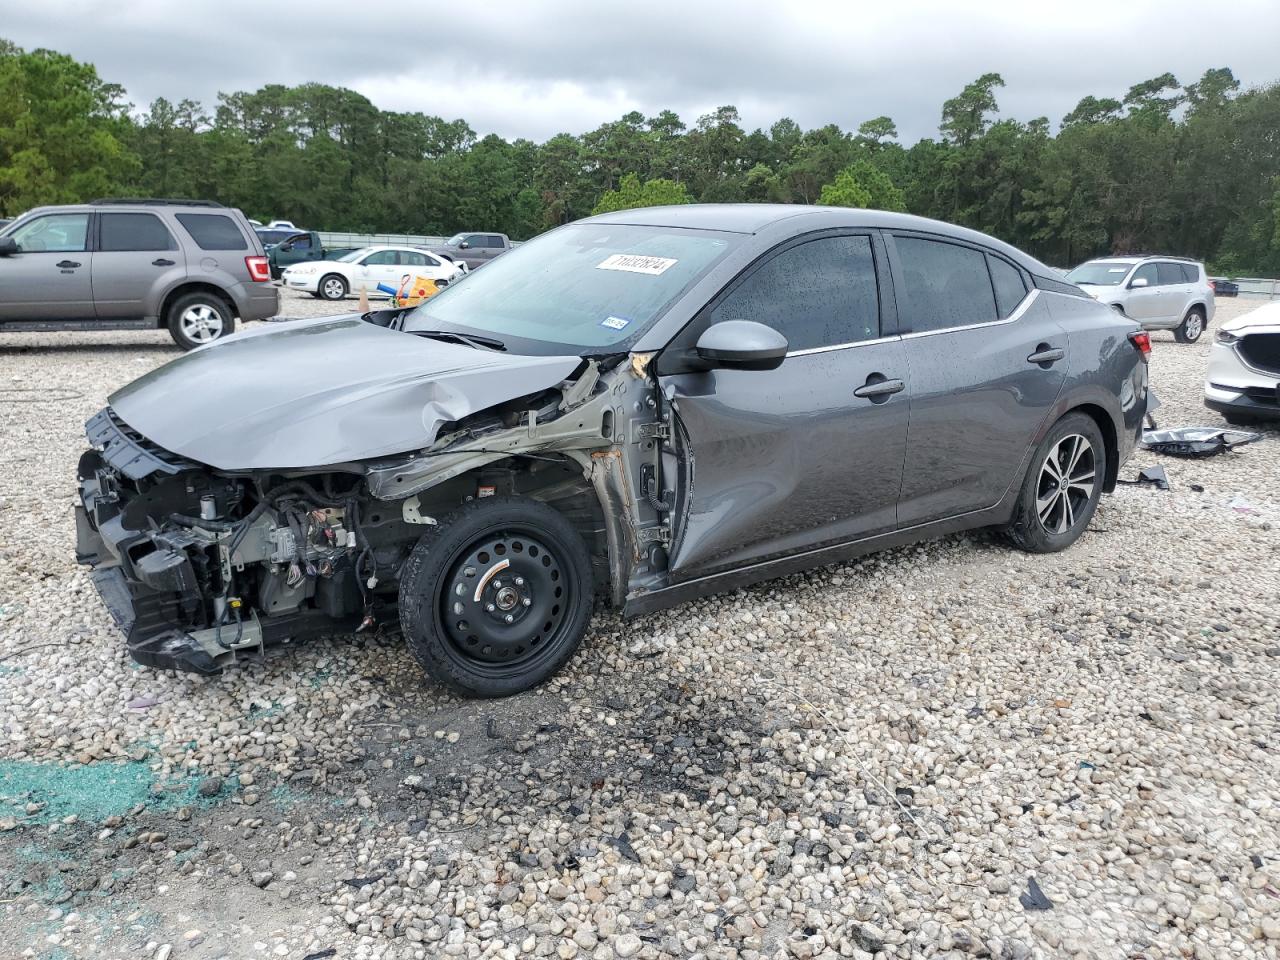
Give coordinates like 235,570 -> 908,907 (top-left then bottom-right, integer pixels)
1157,262 -> 1186,286
1180,263 -> 1200,283
709,235 -> 880,352
177,213 -> 248,251
399,251 -> 428,266
895,236 -> 997,333
99,213 -> 175,252
988,255 -> 1028,318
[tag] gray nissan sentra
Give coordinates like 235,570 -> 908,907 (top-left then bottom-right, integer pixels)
75,204 -> 1151,697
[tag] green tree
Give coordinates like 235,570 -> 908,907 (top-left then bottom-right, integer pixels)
940,73 -> 1005,145
818,160 -> 905,211
591,174 -> 690,214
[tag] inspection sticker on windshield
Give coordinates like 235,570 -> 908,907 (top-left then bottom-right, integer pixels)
600,315 -> 632,331
596,254 -> 678,276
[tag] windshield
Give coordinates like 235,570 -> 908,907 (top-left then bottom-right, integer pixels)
444,234 -> 466,246
403,223 -> 739,354
1066,261 -> 1136,286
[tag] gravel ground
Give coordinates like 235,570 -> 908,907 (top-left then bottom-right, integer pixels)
1,292 -> 1278,960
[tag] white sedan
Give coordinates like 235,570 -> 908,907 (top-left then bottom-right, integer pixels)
282,246 -> 466,301
1205,299 -> 1280,425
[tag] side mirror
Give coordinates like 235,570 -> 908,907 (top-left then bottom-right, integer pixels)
1130,277 -> 1148,288
0,237 -> 17,256
458,240 -> 470,249
694,320 -> 789,371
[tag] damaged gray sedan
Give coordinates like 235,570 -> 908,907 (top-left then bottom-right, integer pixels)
76,205 -> 1150,697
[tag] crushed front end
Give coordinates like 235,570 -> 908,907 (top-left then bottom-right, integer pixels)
75,409 -> 376,675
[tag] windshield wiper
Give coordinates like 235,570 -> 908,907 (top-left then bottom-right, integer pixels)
409,329 -> 507,351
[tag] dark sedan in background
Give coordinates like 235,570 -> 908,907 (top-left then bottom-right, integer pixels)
75,205 -> 1150,697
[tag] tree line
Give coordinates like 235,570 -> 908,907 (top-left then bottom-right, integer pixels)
2,38 -> 1279,274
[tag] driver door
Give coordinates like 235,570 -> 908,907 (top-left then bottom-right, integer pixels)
658,231 -> 909,579
0,212 -> 94,320
1124,263 -> 1163,322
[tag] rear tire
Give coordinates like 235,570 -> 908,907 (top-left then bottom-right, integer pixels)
1174,307 -> 1206,343
1006,412 -> 1107,554
319,274 -> 348,301
399,496 -> 593,698
166,292 -> 235,350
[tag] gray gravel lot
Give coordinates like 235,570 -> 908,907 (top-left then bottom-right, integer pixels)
1,292 -> 1278,960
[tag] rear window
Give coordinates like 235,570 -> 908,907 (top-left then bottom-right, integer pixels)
99,212 -> 175,252
177,214 -> 248,251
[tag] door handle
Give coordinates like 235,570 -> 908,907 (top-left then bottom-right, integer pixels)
56,260 -> 81,269
1027,346 -> 1065,365
853,375 -> 905,401
152,258 -> 175,267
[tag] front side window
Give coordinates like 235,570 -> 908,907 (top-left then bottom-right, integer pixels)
99,213 -> 175,252
10,213 -> 89,253
404,222 -> 739,354
1132,263 -> 1159,286
362,250 -> 398,266
895,236 -> 997,333
988,255 -> 1028,319
708,235 -> 880,351
180,214 -> 248,251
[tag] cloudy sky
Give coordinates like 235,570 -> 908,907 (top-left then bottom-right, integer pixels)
6,0 -> 1280,143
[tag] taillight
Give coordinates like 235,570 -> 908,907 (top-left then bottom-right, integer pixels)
245,256 -> 270,282
1129,330 -> 1151,359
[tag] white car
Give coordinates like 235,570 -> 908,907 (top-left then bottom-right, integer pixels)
281,246 -> 465,301
1205,300 -> 1280,424
1065,256 -> 1215,343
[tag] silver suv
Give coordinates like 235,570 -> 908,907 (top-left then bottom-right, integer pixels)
0,199 -> 279,349
1065,256 -> 1215,343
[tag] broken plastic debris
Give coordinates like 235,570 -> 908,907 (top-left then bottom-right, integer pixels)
1228,496 -> 1257,514
1019,875 -> 1054,911
1141,426 -> 1261,458
126,695 -> 160,710
1118,465 -> 1169,490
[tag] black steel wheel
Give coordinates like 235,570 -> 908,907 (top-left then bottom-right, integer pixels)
399,496 -> 593,698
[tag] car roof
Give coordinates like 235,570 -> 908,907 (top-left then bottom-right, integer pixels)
583,203 -> 1056,277
1084,255 -> 1201,265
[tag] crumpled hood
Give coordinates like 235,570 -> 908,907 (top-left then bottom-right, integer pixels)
108,315 -> 582,470
1222,299 -> 1280,334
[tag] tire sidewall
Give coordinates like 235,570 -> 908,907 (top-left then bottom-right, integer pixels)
399,496 -> 593,698
1011,413 -> 1107,552
167,292 -> 235,350
1177,307 -> 1205,343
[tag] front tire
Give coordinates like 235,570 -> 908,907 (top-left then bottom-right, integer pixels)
167,292 -> 235,350
1174,307 -> 1206,343
1006,412 -> 1106,553
318,274 -> 348,301
399,496 -> 593,698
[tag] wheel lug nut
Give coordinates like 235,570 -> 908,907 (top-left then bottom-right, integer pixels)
514,577 -> 524,586
504,614 -> 514,624
522,598 -> 532,607
486,603 -> 496,612
492,579 -> 501,589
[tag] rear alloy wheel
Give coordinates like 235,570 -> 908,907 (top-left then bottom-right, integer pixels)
319,274 -> 348,301
1175,307 -> 1206,343
399,496 -> 593,698
167,292 -> 235,350
1006,412 -> 1106,553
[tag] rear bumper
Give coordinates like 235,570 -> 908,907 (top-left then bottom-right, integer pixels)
228,280 -> 280,322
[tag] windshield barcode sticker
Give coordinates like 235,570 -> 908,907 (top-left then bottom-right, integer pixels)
597,254 -> 678,276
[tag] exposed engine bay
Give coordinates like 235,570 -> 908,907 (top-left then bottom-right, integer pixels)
75,341 -> 676,676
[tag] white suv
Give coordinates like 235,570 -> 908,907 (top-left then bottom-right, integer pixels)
1065,256 -> 1215,343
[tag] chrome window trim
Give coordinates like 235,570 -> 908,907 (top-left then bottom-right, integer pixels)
787,334 -> 899,357
899,288 -> 1040,341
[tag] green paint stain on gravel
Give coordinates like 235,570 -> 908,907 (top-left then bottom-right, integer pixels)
0,760 -> 227,824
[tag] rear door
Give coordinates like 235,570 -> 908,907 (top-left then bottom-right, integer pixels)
92,212 -> 185,319
0,212 -> 94,320
887,233 -> 1066,526
660,230 -> 910,577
